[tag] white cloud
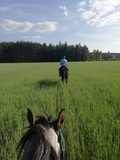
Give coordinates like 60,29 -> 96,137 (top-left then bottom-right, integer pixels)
34,22 -> 57,33
77,0 -> 120,27
77,8 -> 85,12
77,1 -> 86,12
0,19 -> 57,33
77,1 -> 86,7
80,10 -> 96,20
0,19 -> 33,32
88,12 -> 120,26
89,0 -> 118,18
59,5 -> 68,16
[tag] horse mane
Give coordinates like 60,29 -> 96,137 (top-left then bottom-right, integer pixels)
17,116 -> 60,160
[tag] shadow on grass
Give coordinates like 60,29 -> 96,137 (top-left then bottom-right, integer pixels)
37,79 -> 60,89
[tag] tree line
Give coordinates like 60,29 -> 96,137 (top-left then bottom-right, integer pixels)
0,41 -> 119,62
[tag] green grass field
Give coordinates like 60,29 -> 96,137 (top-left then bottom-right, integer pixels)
0,61 -> 120,160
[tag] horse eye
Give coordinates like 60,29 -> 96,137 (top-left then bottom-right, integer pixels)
58,135 -> 61,143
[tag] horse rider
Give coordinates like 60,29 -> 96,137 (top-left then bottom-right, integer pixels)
59,56 -> 69,76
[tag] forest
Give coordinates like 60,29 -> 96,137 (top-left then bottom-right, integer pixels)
0,41 -> 120,62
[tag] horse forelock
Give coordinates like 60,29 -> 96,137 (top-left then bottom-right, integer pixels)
46,128 -> 60,157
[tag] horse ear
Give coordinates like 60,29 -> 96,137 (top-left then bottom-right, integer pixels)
27,108 -> 35,126
55,109 -> 65,130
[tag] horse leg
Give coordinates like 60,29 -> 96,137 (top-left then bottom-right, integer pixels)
65,71 -> 68,83
61,76 -> 64,84
66,78 -> 68,83
63,77 -> 64,84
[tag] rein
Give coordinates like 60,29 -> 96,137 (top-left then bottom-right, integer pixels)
59,129 -> 65,160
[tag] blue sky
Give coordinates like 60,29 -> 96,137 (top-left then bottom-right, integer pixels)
0,0 -> 120,53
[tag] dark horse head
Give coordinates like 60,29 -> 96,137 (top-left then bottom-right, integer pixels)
60,68 -> 69,84
17,108 -> 65,160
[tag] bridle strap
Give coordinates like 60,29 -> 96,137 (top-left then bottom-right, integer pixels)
59,129 -> 65,160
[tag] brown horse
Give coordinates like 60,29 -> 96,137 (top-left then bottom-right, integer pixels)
60,67 -> 69,84
17,108 -> 65,160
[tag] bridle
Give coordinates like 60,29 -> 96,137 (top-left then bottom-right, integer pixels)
59,129 -> 65,160
49,121 -> 65,160
54,129 -> 65,160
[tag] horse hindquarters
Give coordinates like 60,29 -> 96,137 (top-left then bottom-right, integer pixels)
60,68 -> 68,83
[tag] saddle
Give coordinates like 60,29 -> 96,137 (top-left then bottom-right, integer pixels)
61,66 -> 68,71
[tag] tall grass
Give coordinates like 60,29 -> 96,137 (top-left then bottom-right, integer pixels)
0,62 -> 120,160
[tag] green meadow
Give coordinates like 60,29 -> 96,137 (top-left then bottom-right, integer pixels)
0,61 -> 120,160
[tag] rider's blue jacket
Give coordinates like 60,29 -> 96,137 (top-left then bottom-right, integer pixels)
60,58 -> 68,67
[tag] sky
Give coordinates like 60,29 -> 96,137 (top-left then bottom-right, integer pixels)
0,0 -> 120,53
